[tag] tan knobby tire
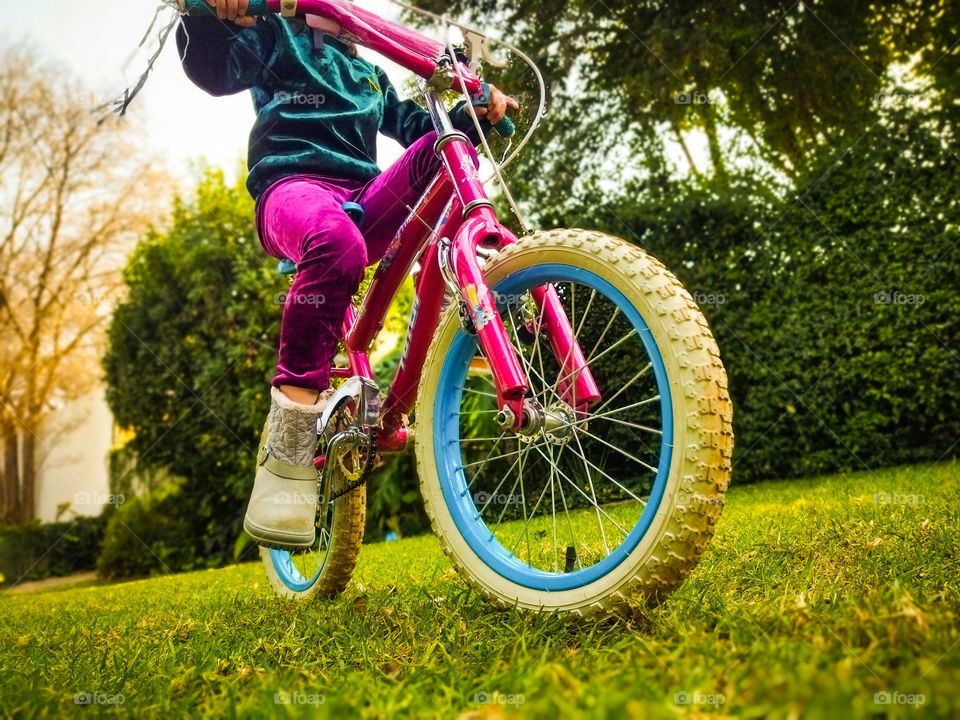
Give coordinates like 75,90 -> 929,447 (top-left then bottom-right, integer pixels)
260,478 -> 366,601
414,229 -> 732,618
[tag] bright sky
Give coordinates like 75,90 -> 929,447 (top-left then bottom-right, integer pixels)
2,0 -> 410,188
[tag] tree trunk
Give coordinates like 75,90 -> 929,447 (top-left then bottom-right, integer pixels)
19,432 -> 36,523
701,103 -> 730,188
2,433 -> 19,525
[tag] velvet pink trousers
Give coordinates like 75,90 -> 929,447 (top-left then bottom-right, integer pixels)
255,131 -> 443,391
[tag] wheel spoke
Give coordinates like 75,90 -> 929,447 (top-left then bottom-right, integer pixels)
587,395 -> 660,421
586,307 -> 621,368
508,462 -> 553,558
517,437 -> 532,566
575,287 -> 597,338
492,454 -> 529,529
571,430 -> 610,556
593,362 -> 652,415
529,443 -> 630,537
461,432 -> 509,488
565,436 -> 649,506
550,441 -> 583,570
532,309 -> 565,408
506,299 -> 543,401
475,443 -> 526,517
573,425 -> 659,474
550,443 -> 558,572
458,386 -> 498,399
461,444 -> 525,469
590,415 -> 662,435
555,327 -> 639,390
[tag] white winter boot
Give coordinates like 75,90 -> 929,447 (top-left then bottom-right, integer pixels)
243,386 -> 332,548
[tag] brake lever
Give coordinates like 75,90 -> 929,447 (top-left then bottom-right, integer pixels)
463,30 -> 509,75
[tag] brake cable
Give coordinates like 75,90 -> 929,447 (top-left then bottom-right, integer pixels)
386,0 -> 548,177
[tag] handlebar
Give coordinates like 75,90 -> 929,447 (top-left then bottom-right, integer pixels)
179,0 -> 272,16
178,0 -> 516,137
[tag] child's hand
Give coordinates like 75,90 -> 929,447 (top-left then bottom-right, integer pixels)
206,0 -> 257,26
474,85 -> 520,126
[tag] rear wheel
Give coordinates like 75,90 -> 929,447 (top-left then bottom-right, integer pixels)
260,409 -> 367,601
415,229 -> 732,617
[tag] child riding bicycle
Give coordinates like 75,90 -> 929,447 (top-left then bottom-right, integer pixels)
177,0 -> 517,550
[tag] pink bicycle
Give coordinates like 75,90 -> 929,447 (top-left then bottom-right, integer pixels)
178,0 -> 733,617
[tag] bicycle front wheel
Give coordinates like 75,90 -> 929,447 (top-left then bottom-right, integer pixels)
415,229 -> 732,617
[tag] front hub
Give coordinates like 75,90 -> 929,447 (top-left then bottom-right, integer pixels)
497,399 -> 576,445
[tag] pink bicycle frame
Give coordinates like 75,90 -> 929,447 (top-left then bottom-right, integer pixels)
258,0 -> 601,446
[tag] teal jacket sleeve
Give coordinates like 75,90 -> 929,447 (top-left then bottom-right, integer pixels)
376,66 -> 491,147
176,17 -> 278,96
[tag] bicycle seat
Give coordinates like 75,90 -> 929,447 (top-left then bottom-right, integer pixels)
276,201 -> 365,276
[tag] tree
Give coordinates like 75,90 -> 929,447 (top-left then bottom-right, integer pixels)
102,168 -> 286,561
406,1 -> 960,481
410,1 -> 948,214
0,47 -> 166,523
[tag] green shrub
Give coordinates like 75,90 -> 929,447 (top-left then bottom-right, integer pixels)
548,103 -> 960,483
96,484 -> 205,579
0,515 -> 106,586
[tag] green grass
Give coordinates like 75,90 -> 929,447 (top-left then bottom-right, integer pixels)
2,462 -> 958,718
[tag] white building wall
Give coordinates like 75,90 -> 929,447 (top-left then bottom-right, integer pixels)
34,389 -> 113,522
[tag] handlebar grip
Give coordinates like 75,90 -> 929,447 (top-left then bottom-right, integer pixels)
178,0 -> 271,16
472,82 -> 517,138
493,115 -> 516,138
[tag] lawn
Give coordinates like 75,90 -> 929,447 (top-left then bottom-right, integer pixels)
1,462 -> 958,718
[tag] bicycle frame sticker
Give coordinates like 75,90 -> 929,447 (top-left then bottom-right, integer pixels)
465,283 -> 496,331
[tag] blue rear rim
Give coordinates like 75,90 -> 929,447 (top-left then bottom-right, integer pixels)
268,547 -> 322,592
433,264 -> 673,592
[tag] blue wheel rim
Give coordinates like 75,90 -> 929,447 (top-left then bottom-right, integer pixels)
268,548 -> 321,592
434,264 -> 673,591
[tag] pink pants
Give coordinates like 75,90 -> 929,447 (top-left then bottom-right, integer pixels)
256,131 -> 444,391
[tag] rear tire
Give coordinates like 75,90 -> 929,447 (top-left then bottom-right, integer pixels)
260,455 -> 366,600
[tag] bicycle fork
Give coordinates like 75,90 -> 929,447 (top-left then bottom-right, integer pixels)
422,90 -> 601,429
